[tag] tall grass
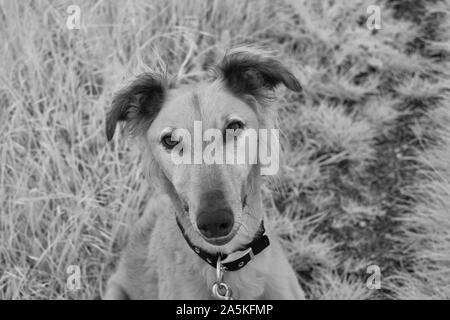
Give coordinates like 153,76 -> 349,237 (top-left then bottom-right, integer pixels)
0,0 -> 449,299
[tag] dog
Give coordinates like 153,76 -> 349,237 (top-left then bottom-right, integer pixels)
104,47 -> 305,300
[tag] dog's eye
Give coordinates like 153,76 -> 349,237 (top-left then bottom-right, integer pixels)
226,120 -> 244,132
161,134 -> 179,149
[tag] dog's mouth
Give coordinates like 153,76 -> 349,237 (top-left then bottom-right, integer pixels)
202,231 -> 237,246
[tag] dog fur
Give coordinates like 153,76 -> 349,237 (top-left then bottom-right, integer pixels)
104,47 -> 305,300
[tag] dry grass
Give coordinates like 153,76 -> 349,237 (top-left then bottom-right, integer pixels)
0,0 -> 449,299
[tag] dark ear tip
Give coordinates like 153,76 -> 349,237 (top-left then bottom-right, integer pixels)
284,74 -> 302,93
106,121 -> 116,141
292,80 -> 302,92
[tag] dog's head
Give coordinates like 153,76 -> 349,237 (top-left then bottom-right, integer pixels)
106,47 -> 301,252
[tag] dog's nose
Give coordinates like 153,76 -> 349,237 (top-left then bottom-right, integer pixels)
196,208 -> 234,239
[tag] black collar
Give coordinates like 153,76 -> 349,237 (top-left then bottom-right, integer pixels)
175,217 -> 270,271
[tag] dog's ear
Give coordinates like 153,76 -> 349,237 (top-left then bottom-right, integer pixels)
215,47 -> 301,99
106,73 -> 166,141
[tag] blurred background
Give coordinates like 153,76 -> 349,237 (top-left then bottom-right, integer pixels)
0,0 -> 449,299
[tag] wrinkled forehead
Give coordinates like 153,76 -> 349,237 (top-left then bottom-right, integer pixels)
149,81 -> 259,135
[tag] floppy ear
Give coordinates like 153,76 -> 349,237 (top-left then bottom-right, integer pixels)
215,47 -> 302,98
106,73 -> 166,141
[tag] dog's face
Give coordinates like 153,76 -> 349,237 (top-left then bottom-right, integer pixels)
147,83 -> 261,246
106,47 -> 301,251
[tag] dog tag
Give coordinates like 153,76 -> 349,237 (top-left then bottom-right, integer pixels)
212,282 -> 233,300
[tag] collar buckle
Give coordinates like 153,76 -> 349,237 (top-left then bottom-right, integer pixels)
222,247 -> 253,265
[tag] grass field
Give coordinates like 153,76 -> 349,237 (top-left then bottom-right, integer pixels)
1,0 -> 449,299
